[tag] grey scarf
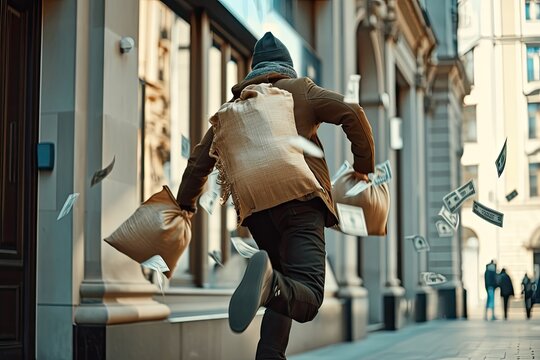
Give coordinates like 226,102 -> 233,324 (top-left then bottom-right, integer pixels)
244,61 -> 298,81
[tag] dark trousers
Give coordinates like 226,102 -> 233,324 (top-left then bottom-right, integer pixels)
502,296 -> 510,319
244,198 -> 327,360
525,296 -> 532,319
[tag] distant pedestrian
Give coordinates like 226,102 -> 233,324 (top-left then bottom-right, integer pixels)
533,276 -> 540,305
484,260 -> 498,320
498,268 -> 514,320
522,273 -> 534,319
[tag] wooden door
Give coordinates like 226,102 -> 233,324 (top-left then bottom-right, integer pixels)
0,0 -> 41,358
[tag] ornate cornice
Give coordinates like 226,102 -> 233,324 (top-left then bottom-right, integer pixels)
396,0 -> 436,56
359,0 -> 435,54
357,0 -> 389,30
383,0 -> 398,40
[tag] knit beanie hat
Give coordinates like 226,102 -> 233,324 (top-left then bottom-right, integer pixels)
251,32 -> 293,68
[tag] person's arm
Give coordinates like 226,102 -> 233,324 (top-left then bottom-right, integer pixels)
305,78 -> 375,175
176,126 -> 217,213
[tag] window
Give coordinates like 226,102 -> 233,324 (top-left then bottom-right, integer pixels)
271,0 -> 315,47
526,0 -> 540,21
527,45 -> 540,82
138,2 -> 190,199
458,0 -> 473,28
198,33 -> 249,286
530,163 -> 540,197
206,43 -> 222,276
203,36 -> 248,284
139,1 -> 252,287
462,105 -> 477,142
463,165 -> 478,206
272,0 -> 294,25
528,103 -> 540,139
139,1 -> 191,279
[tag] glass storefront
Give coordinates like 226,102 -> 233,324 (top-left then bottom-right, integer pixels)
138,0 -> 252,287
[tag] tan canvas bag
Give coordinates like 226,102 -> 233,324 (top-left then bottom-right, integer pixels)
332,171 -> 390,236
209,83 -> 321,225
104,186 -> 192,278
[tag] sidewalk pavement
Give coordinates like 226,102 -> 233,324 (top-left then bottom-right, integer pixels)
289,310 -> 540,359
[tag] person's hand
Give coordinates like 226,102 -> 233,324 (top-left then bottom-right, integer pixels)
178,203 -> 196,220
351,172 -> 369,182
180,209 -> 195,220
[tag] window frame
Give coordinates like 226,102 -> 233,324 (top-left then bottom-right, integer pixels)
138,0 -> 194,284
204,31 -> 248,280
530,162 -> 540,198
525,0 -> 540,21
526,44 -> 540,83
528,102 -> 540,139
138,2 -> 252,288
188,10 -> 252,287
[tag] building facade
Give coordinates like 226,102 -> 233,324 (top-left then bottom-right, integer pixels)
0,0 -> 468,359
423,0 -> 470,318
458,0 -> 540,310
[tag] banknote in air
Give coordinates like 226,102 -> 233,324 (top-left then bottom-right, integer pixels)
442,180 -> 476,213
344,74 -> 361,103
336,203 -> 368,237
435,220 -> 453,237
369,160 -> 392,186
57,193 -> 80,220
438,205 -> 459,230
406,235 -> 430,252
505,189 -> 518,202
421,272 -> 447,286
331,160 -> 353,187
472,201 -> 504,227
231,237 -> 259,258
91,156 -> 116,187
495,138 -> 507,178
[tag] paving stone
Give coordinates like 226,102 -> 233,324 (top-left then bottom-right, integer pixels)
290,317 -> 540,360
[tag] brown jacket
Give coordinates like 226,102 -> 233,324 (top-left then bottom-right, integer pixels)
176,73 -> 375,227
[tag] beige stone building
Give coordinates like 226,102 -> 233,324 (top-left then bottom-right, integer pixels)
459,0 -> 540,310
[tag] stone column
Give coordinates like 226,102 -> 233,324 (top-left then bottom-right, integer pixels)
381,13 -> 406,330
73,0 -> 169,356
38,1 -> 82,357
426,60 -> 466,319
320,0 -> 368,341
413,45 -> 437,322
356,5 -> 389,324
361,97 -> 388,326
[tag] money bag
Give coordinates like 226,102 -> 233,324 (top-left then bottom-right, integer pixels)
332,170 -> 390,236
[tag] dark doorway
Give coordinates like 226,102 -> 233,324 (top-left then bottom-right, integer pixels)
0,0 -> 41,358
534,251 -> 540,279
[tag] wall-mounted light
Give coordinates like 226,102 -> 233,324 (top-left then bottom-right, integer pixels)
380,92 -> 390,110
119,37 -> 135,54
390,117 -> 403,150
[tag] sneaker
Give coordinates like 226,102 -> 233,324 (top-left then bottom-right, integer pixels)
228,250 -> 274,333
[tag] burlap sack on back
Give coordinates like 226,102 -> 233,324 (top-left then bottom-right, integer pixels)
332,171 -> 390,236
104,185 -> 191,278
210,83 -> 321,225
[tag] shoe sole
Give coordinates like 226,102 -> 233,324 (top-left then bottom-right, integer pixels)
228,251 -> 268,333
